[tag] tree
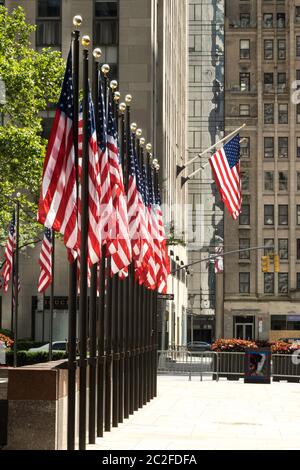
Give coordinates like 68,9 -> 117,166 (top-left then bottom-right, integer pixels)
0,6 -> 65,247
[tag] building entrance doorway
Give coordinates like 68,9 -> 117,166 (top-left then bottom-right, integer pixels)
234,315 -> 255,340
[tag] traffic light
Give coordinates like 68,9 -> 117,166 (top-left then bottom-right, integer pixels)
261,255 -> 270,273
274,254 -> 280,273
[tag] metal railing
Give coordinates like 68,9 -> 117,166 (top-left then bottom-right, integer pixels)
157,350 -> 219,381
158,350 -> 300,383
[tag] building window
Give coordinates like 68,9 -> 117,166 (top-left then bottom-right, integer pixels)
264,73 -> 273,91
296,36 -> 300,57
241,171 -> 249,191
264,205 -> 274,225
239,273 -> 250,294
264,273 -> 274,294
278,205 -> 288,225
240,39 -> 250,59
240,72 -> 250,92
278,171 -> 288,191
277,13 -> 285,28
264,103 -> 274,124
264,137 -> 274,158
239,204 -> 250,225
278,39 -> 286,60
264,238 -> 274,256
271,315 -> 286,330
297,239 -> 300,259
277,72 -> 287,92
240,13 -> 250,28
240,104 -> 250,116
264,39 -> 273,60
297,137 -> 300,158
264,171 -> 274,191
296,6 -> 300,24
263,13 -> 273,28
297,273 -> 300,290
36,0 -> 61,47
278,273 -> 288,294
240,137 -> 250,158
278,137 -> 288,159
95,0 -> 119,78
279,239 -> 288,259
297,205 -> 300,225
297,173 -> 300,191
297,104 -> 300,124
239,238 -> 250,259
278,104 -> 288,124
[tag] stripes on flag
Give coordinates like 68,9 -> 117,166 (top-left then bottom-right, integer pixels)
38,228 -> 53,293
106,97 -> 132,276
38,50 -> 78,254
0,212 -> 16,293
209,134 -> 242,220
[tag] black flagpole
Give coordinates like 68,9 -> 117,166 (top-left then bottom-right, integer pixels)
88,50 -> 101,445
68,16 -> 81,450
131,127 -> 139,412
125,95 -> 134,416
103,66 -> 113,433
78,35 -> 90,451
49,230 -> 55,361
118,101 -> 126,423
96,65 -> 107,439
13,200 -> 20,369
111,83 -> 120,429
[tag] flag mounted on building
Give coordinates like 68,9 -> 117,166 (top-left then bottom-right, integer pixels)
0,211 -> 16,293
37,49 -> 78,254
209,134 -> 242,220
38,228 -> 53,293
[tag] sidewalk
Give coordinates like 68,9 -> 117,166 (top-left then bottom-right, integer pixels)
88,376 -> 300,450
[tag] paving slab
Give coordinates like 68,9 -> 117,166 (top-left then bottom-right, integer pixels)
88,376 -> 300,451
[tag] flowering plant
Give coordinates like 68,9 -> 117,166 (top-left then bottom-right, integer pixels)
0,333 -> 14,349
271,341 -> 300,355
211,338 -> 257,352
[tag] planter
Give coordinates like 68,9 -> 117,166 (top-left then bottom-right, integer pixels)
214,352 -> 245,380
272,354 -> 300,383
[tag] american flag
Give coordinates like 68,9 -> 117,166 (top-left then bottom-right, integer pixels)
127,133 -> 142,264
38,228 -> 53,293
77,85 -> 102,267
106,97 -> 132,275
154,183 -> 170,294
214,246 -> 224,274
209,134 -> 241,220
0,212 -> 16,293
97,76 -> 113,247
139,162 -> 156,289
148,165 -> 163,290
38,50 -> 78,253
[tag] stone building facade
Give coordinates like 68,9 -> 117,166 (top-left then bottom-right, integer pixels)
224,0 -> 300,341
0,0 -> 188,346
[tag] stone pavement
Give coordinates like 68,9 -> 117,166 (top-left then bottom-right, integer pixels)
88,376 -> 300,450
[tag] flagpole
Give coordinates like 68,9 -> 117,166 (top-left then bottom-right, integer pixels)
88,48 -> 102,445
96,69 -> 107,439
177,123 -> 246,178
13,198 -> 20,369
10,245 -> 15,333
78,34 -> 90,451
68,15 -> 82,451
125,94 -> 135,416
181,128 -> 246,187
118,101 -> 126,423
102,65 -> 113,434
49,231 -> 55,361
146,146 -> 153,402
42,291 -> 45,343
110,81 -> 121,429
131,126 -> 140,412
